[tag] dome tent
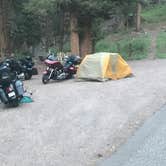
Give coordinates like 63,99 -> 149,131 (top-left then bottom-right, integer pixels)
76,52 -> 132,81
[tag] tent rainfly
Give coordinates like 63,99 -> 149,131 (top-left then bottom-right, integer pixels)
76,52 -> 132,81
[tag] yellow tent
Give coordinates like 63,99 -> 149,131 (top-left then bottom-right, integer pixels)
76,52 -> 132,81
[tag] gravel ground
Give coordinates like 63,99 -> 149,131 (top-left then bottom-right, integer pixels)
0,59 -> 166,166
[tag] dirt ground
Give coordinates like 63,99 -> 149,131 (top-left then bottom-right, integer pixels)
0,59 -> 166,166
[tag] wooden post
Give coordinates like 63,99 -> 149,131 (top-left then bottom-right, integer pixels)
136,2 -> 142,32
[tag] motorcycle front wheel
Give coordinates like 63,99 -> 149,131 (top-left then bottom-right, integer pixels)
42,74 -> 50,84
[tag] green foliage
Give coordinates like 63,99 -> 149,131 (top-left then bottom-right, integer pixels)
95,33 -> 150,60
156,31 -> 166,58
24,0 -> 56,16
25,0 -> 113,18
14,50 -> 32,59
13,12 -> 41,47
9,0 -> 157,56
141,4 -> 166,23
63,41 -> 71,52
11,0 -> 42,51
18,0 -> 139,53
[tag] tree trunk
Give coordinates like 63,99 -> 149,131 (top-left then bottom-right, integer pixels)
58,10 -> 64,52
157,0 -> 161,4
45,15 -> 53,52
0,0 -> 12,58
136,2 -> 142,32
0,0 -> 9,58
70,12 -> 80,56
80,20 -> 93,57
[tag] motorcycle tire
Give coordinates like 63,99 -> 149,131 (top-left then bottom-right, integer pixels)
42,74 -> 50,84
8,99 -> 19,107
66,73 -> 73,79
25,72 -> 32,80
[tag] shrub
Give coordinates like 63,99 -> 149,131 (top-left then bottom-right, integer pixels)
156,31 -> 166,58
95,34 -> 150,60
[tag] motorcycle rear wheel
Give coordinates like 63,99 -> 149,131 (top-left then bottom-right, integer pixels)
8,99 -> 19,107
66,73 -> 73,79
25,72 -> 32,80
42,74 -> 50,84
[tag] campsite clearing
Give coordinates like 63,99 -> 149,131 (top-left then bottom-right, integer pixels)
0,59 -> 166,166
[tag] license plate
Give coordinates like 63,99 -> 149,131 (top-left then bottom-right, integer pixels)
8,91 -> 16,97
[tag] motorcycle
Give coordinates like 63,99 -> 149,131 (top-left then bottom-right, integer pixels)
18,56 -> 38,80
4,56 -> 38,80
5,58 -> 25,80
42,55 -> 80,84
0,63 -> 24,107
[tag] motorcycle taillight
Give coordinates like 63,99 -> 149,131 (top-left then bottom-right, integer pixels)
69,67 -> 74,70
43,71 -> 48,74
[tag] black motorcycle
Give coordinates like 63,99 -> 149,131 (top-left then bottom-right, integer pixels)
42,55 -> 80,84
18,56 -> 39,80
4,58 -> 24,80
0,63 -> 24,107
4,56 -> 38,80
19,58 -> 33,80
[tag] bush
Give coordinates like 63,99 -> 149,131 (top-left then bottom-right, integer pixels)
141,4 -> 166,23
95,34 -> 150,60
157,31 -> 166,58
14,50 -> 33,60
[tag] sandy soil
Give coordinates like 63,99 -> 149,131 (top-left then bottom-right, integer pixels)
0,59 -> 166,166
